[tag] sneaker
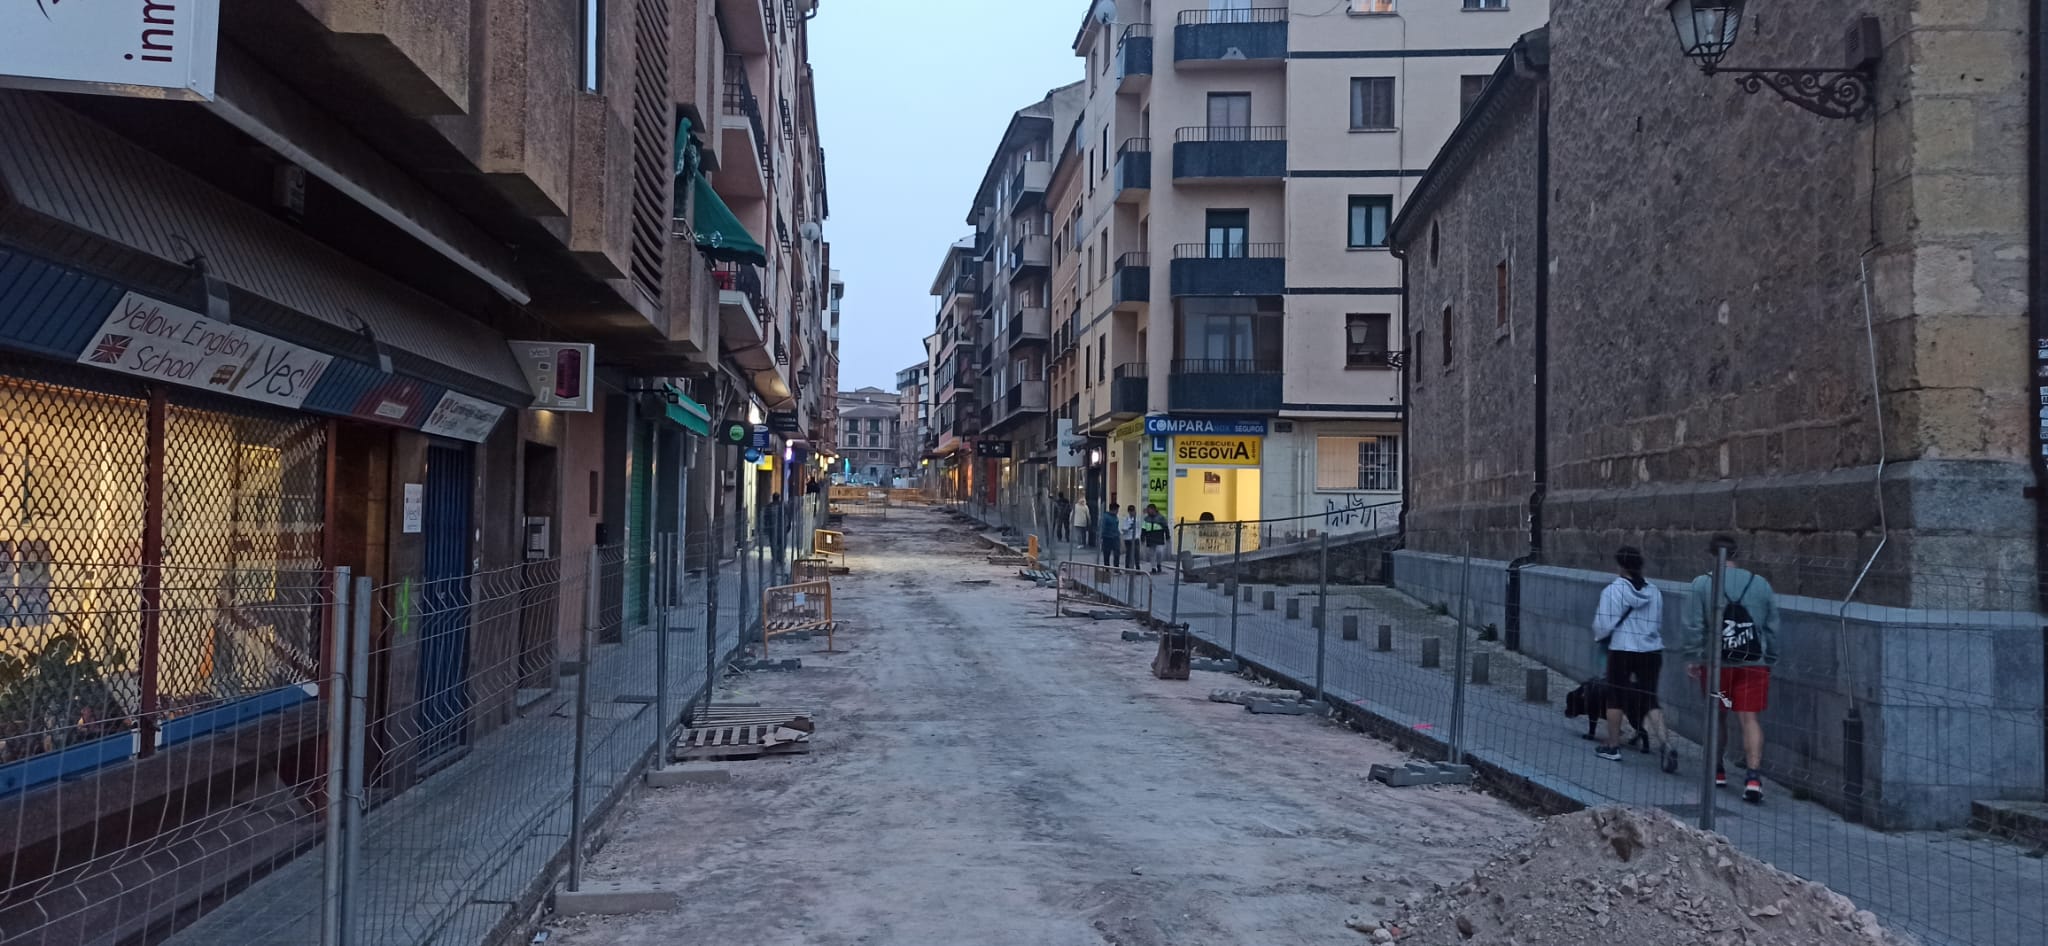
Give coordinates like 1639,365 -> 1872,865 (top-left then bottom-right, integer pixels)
1715,768 -> 1728,788
1596,745 -> 1623,762
1661,746 -> 1680,774
1743,771 -> 1764,804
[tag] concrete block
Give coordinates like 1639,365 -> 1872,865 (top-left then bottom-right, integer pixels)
1262,590 -> 1276,610
1205,578 -> 1219,590
1421,637 -> 1441,669
1470,652 -> 1490,685
646,765 -> 736,787
1525,668 -> 1549,704
1191,657 -> 1241,673
1377,624 -> 1393,651
1342,615 -> 1360,641
1121,629 -> 1160,642
1248,699 -> 1323,716
1286,598 -> 1301,619
735,657 -> 801,672
1369,761 -> 1476,788
554,881 -> 677,916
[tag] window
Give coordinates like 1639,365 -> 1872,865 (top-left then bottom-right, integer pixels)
1348,196 -> 1391,249
1316,436 -> 1401,491
1440,306 -> 1454,366
1098,337 -> 1108,382
1345,314 -> 1393,367
1496,261 -> 1510,328
1463,0 -> 1509,8
1460,75 -> 1490,117
870,434 -> 882,447
1350,77 -> 1395,130
1085,345 -> 1093,387
1206,209 -> 1249,258
1102,126 -> 1110,179
1429,221 -> 1440,266
1206,93 -> 1252,137
868,418 -> 882,432
580,0 -> 602,91
1351,0 -> 1396,12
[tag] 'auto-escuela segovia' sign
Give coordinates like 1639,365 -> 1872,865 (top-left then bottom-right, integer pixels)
1174,436 -> 1261,466
1144,416 -> 1268,437
77,291 -> 333,409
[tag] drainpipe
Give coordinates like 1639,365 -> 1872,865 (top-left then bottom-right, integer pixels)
1506,51 -> 1551,654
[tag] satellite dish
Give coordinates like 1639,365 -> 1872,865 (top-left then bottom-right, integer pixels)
799,221 -> 823,243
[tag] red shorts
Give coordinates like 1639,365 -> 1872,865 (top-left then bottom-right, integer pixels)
1695,665 -> 1771,713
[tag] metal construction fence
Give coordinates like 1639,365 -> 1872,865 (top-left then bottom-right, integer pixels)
0,493 -> 826,946
961,501 -> 2046,946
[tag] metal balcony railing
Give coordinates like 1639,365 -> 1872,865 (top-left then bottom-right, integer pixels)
1172,242 -> 1284,260
1176,6 -> 1287,25
1173,125 -> 1286,143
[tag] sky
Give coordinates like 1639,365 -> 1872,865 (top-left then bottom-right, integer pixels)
812,1 -> 1087,392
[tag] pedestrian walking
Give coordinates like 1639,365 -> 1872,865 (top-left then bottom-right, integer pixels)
1121,505 -> 1140,568
1052,492 -> 1071,543
1683,535 -> 1779,804
1141,504 -> 1169,573
1099,502 -> 1122,567
1592,546 -> 1676,771
1071,494 -> 1093,549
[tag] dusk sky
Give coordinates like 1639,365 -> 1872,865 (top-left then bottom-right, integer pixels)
812,2 -> 1086,391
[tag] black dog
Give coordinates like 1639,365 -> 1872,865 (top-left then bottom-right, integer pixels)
1564,679 -> 1651,753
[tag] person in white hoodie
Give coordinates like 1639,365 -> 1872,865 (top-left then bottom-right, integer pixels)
1592,546 -> 1677,771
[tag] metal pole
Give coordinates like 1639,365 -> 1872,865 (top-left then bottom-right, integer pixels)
1229,523 -> 1242,660
343,575 -> 371,946
1169,522 -> 1183,628
1316,532 -> 1329,705
320,567 -> 351,946
653,533 -> 671,772
569,545 -> 598,892
1700,546 -> 1729,830
703,477 -> 723,707
1450,538 -> 1473,761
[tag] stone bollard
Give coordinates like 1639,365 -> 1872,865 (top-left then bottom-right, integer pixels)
1376,624 -> 1393,651
1470,652 -> 1490,685
1286,598 -> 1301,619
1342,615 -> 1360,641
1243,585 -> 1255,603
1206,577 -> 1219,590
1421,637 -> 1441,668
1525,668 -> 1548,704
1224,579 -> 1238,595
1312,606 -> 1325,629
1262,590 -> 1276,610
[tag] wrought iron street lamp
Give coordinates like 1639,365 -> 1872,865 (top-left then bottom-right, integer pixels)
1666,0 -> 1881,121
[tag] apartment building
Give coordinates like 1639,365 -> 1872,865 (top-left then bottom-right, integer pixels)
837,387 -> 901,484
926,239 -> 980,499
1065,0 -> 1543,543
895,361 -> 932,476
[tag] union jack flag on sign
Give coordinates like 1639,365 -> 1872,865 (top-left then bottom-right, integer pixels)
88,334 -> 131,365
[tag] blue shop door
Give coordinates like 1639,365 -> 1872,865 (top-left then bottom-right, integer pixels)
416,443 -> 474,759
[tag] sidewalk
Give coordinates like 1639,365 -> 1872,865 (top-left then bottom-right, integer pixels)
964,506 -> 2046,946
163,570 -> 755,946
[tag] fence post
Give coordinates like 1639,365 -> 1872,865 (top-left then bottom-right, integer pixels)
569,545 -> 599,892
653,534 -> 672,773
1229,523 -> 1242,660
1314,532 -> 1329,705
1700,545 -> 1728,831
343,575 -> 371,946
321,567 -> 352,946
1169,522 -> 1183,628
1449,539 -> 1473,762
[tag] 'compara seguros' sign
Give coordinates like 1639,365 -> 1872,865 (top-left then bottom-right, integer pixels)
1173,436 -> 1260,467
0,0 -> 220,101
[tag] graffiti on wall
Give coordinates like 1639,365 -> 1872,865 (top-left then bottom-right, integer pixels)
1322,494 -> 1386,530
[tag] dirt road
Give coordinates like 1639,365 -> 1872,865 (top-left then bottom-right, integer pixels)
544,508 -> 1532,946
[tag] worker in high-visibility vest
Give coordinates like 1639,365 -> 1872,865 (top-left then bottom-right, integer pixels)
1140,503 -> 1170,574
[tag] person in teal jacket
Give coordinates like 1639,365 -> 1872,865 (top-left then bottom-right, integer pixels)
1098,501 -> 1123,568
1681,535 -> 1780,804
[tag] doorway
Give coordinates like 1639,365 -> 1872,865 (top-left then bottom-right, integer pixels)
416,443 -> 474,760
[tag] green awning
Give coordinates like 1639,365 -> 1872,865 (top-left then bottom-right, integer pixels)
662,383 -> 713,436
675,114 -> 768,267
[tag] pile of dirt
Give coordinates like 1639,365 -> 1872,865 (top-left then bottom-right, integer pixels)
1372,807 -> 1913,946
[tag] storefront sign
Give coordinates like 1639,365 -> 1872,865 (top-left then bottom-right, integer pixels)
975,440 -> 1013,459
768,410 -> 801,433
401,484 -> 424,534
0,0 -> 220,101
77,292 -> 332,409
1146,451 -> 1169,510
1111,418 -> 1146,441
1173,436 -> 1261,466
420,391 -> 506,443
509,341 -> 594,412
1146,416 -> 1267,437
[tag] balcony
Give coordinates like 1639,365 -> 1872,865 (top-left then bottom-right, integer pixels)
950,264 -> 979,299
1174,7 -> 1287,67
1172,126 -> 1286,183
1117,24 -> 1153,91
997,379 -> 1050,426
1114,139 -> 1151,202
1009,231 -> 1052,280
1010,160 -> 1050,210
1112,252 -> 1151,307
718,56 -> 768,198
717,0 -> 769,54
1112,363 -> 1149,416
1170,243 -> 1284,297
1006,307 -> 1050,350
1170,359 -> 1283,413
714,262 -> 771,370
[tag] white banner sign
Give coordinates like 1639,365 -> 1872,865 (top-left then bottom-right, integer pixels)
0,0 -> 219,101
77,292 -> 332,408
421,391 -> 507,443
509,340 -> 595,412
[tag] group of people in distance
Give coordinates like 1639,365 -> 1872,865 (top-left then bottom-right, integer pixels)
1049,492 -> 1170,574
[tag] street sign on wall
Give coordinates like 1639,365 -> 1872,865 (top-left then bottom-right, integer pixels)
0,0 -> 220,101
508,341 -> 595,411
420,392 -> 507,443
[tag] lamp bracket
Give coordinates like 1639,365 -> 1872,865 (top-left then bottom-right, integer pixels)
1704,65 -> 1875,120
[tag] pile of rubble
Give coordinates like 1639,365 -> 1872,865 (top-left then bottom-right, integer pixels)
1369,807 -> 1913,946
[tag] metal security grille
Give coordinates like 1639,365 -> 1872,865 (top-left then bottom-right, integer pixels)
627,0 -> 673,306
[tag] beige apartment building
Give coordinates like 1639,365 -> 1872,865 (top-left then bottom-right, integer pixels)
1060,0 -> 1544,543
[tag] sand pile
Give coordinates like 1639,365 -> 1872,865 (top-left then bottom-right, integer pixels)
1356,807 -> 1913,946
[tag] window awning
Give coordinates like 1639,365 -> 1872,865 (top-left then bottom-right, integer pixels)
676,117 -> 767,267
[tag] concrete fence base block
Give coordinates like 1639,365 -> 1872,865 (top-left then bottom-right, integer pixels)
1370,761 -> 1476,788
1121,629 -> 1161,642
1262,591 -> 1276,610
1524,668 -> 1549,704
1190,657 -> 1241,673
1376,624 -> 1393,651
554,882 -> 679,916
646,765 -> 736,788
1247,699 -> 1322,716
735,657 -> 802,673
1285,599 -> 1301,619
1420,638 -> 1441,669
1210,687 -> 1308,705
1470,653 -> 1491,686
1342,615 -> 1360,641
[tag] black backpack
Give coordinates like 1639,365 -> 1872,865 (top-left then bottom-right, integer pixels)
1719,574 -> 1763,663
